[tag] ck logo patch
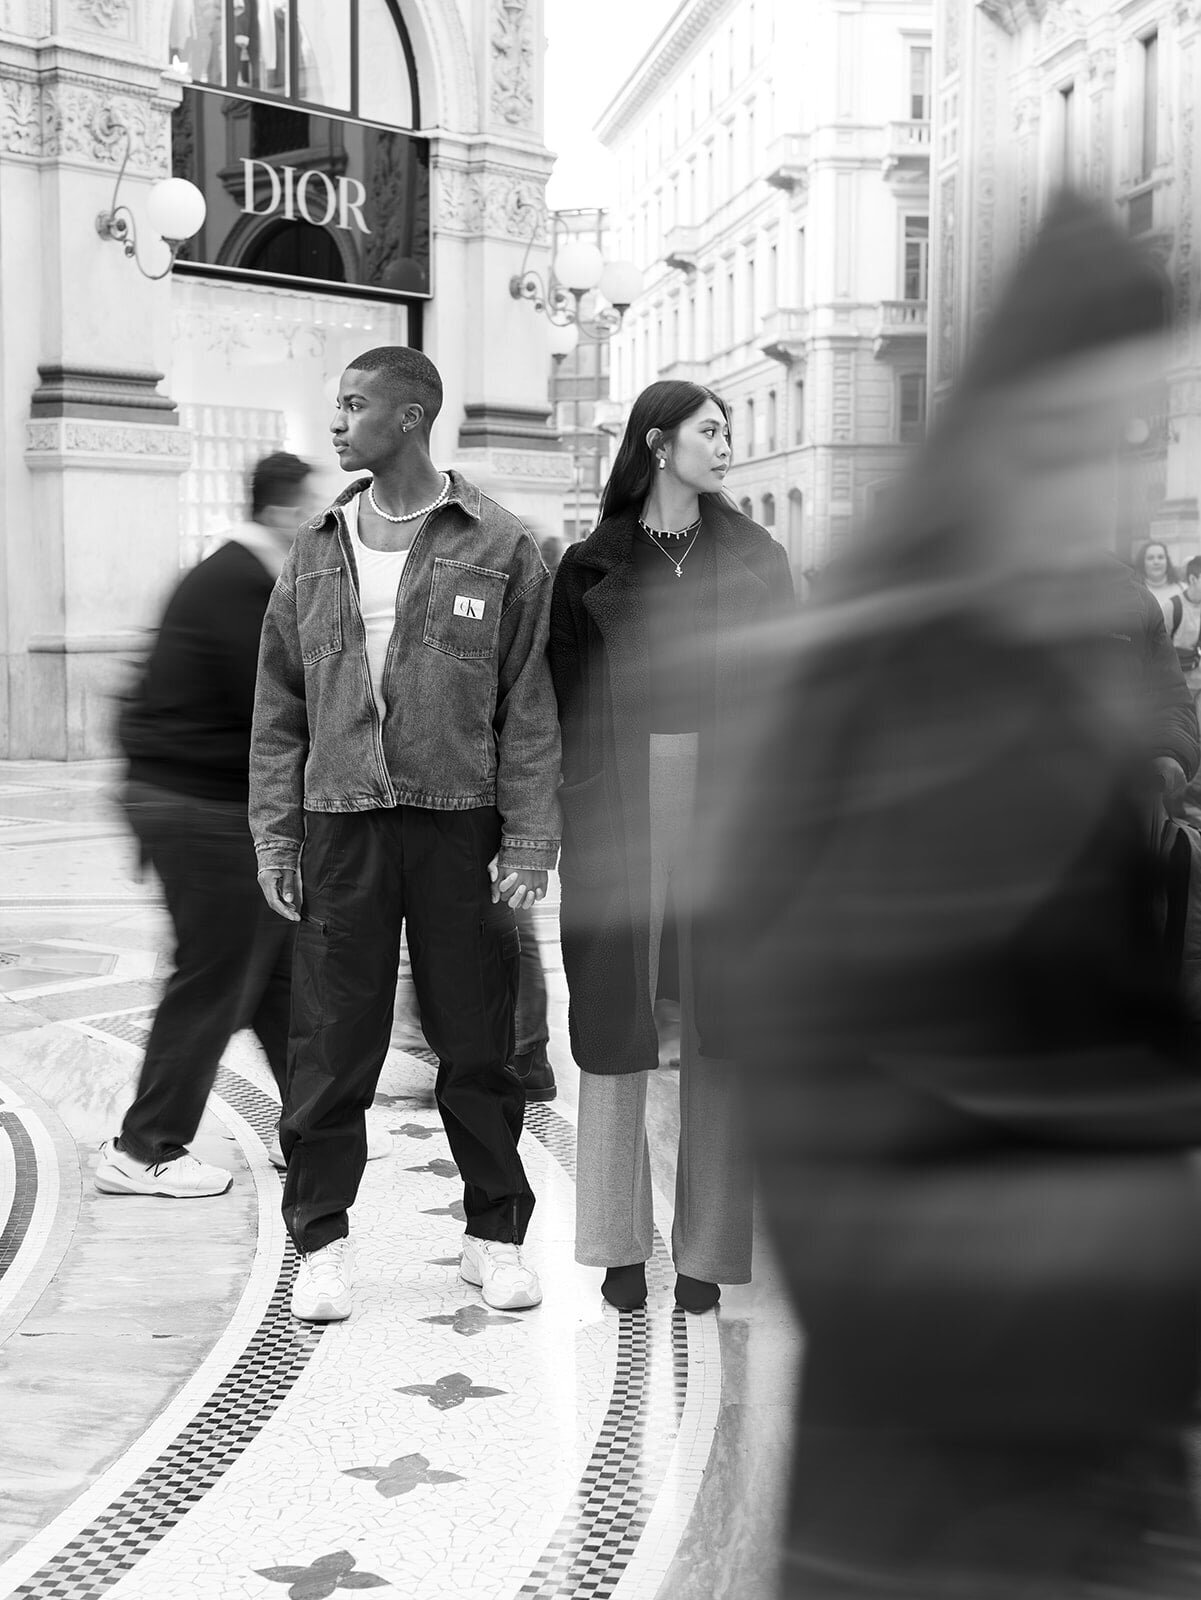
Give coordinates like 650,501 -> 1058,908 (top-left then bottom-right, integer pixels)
453,595 -> 486,620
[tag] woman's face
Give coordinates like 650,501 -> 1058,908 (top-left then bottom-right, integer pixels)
657,400 -> 732,494
1143,543 -> 1169,583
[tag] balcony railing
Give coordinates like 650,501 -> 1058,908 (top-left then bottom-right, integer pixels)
882,120 -> 932,183
873,300 -> 928,358
663,223 -> 701,273
760,306 -> 810,365
765,133 -> 809,194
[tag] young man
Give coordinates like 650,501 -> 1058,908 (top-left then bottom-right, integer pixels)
97,452 -> 317,1198
250,347 -> 560,1323
1176,556 -> 1201,703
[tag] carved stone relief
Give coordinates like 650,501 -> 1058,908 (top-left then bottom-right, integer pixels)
26,419 -> 194,461
491,0 -> 535,129
974,31 -> 999,333
42,84 -> 171,174
938,173 -> 957,382
67,0 -> 130,31
943,0 -> 961,77
435,165 -> 548,243
1176,40 -> 1195,346
0,76 -> 41,157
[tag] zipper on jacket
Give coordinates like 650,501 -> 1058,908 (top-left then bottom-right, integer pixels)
335,506 -> 397,807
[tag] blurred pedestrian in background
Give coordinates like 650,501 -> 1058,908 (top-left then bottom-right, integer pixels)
550,379 -> 793,1314
719,192 -> 1201,1599
96,451 -> 317,1198
1136,537 -> 1184,633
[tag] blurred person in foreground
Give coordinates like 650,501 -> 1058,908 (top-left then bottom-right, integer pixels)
97,452 -> 317,1198
714,192 -> 1201,1598
550,380 -> 793,1314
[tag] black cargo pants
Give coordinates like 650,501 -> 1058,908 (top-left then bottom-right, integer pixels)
280,805 -> 533,1256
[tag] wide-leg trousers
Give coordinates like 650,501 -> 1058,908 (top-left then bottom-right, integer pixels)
281,806 -> 532,1256
574,734 -> 753,1284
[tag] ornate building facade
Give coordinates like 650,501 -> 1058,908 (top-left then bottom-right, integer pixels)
931,0 -> 1201,558
597,0 -> 934,583
0,0 -> 571,758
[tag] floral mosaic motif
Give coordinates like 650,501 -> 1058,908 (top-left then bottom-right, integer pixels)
343,1452 -> 465,1498
390,1120 -> 439,1139
421,1200 -> 466,1221
421,1304 -> 520,1337
254,1548 -> 388,1598
395,1371 -> 507,1410
406,1158 -> 458,1179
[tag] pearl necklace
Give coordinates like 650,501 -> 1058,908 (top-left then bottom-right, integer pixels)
368,474 -> 449,523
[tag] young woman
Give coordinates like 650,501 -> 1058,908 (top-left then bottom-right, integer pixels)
549,380 -> 793,1313
1137,538 -> 1184,634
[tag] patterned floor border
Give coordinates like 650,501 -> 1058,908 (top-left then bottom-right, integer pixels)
3,1017 -> 718,1600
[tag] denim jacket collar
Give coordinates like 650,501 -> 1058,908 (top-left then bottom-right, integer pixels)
308,469 -> 484,533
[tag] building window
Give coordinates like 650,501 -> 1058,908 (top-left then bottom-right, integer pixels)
767,389 -> 777,451
745,397 -> 755,456
794,377 -> 805,443
796,224 -> 806,302
788,487 -> 803,546
168,0 -> 418,126
909,43 -> 932,121
739,495 -> 754,517
899,372 -> 927,442
1141,31 -> 1159,179
726,264 -> 735,346
768,241 -> 778,311
903,215 -> 929,301
747,258 -> 757,339
762,491 -> 776,526
1060,83 -> 1076,179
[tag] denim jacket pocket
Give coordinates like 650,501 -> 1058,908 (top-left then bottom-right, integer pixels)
295,567 -> 343,666
423,558 -> 507,661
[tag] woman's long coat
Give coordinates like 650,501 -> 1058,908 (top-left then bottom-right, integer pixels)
548,502 -> 793,1075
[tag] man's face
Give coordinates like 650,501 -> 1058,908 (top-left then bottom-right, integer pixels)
330,367 -> 410,472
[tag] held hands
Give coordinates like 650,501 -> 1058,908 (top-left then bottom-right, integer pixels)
488,855 -> 547,911
1154,756 -> 1188,817
257,867 -> 302,922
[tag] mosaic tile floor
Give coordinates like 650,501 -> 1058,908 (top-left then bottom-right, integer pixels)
0,761 -> 799,1600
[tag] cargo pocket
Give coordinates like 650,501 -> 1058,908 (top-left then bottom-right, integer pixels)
423,558 -> 506,661
295,567 -> 343,665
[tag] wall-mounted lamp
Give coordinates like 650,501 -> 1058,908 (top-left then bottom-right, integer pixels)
96,128 -> 206,281
509,212 -> 642,344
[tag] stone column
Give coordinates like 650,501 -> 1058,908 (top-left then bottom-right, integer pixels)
0,0 -> 190,758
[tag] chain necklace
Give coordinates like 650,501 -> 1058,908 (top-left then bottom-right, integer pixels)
638,518 -> 702,579
368,474 -> 449,523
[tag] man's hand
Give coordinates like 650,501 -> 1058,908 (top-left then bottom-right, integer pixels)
1154,755 -> 1188,816
488,856 -> 548,911
258,866 -> 301,921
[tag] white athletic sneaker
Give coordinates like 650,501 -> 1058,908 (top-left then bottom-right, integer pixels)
268,1123 -> 392,1170
459,1234 -> 542,1310
291,1238 -> 353,1322
94,1139 -> 232,1198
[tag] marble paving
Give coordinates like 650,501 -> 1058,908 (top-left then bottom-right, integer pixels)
0,760 -> 800,1600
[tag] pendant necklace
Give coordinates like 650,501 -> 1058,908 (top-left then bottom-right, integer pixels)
368,474 -> 449,523
639,517 -> 702,579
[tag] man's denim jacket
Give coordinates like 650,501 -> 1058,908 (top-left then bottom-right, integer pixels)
250,471 -> 561,875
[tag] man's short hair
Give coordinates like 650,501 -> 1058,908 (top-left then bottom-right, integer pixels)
250,451 -> 312,520
346,345 -> 443,428
1186,556 -> 1201,583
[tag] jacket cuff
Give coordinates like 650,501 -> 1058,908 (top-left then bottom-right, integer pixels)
499,837 -> 560,873
255,839 -> 302,874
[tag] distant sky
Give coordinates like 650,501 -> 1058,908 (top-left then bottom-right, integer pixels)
542,0 -> 681,210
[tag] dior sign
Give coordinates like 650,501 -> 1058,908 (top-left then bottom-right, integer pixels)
241,161 -> 371,234
172,89 -> 430,299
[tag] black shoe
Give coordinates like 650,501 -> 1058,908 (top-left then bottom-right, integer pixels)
602,1263 -> 647,1310
674,1274 -> 720,1313
505,1044 -> 557,1101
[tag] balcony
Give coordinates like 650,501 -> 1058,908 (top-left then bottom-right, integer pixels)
663,223 -> 701,274
760,307 -> 810,365
882,120 -> 932,189
659,358 -> 709,383
765,133 -> 809,194
873,299 -> 928,359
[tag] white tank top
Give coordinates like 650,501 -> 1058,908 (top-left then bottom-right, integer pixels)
345,494 -> 409,717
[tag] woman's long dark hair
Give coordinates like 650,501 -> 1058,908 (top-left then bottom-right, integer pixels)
598,381 -> 732,524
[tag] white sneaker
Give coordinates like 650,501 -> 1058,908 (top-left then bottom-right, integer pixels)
268,1123 -> 392,1170
459,1234 -> 542,1310
291,1237 -> 354,1322
94,1139 -> 232,1198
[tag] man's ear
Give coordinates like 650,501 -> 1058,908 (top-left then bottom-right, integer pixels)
403,404 -> 426,434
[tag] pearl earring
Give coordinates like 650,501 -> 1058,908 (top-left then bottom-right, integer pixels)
657,457 -> 666,469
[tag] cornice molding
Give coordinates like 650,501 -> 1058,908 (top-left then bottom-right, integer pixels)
596,0 -> 734,146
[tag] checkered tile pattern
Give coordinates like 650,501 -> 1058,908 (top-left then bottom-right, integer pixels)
0,1109 -> 37,1281
11,1018 -> 321,1600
